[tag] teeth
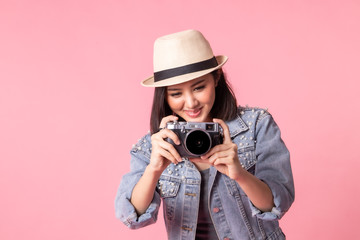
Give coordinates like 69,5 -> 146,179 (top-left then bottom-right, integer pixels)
187,111 -> 198,115
184,108 -> 201,118
186,109 -> 199,114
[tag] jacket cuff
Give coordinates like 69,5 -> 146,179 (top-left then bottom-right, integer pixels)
116,193 -> 161,229
248,180 -> 289,220
248,201 -> 282,220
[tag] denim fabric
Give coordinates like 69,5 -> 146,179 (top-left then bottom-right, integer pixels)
115,106 -> 295,240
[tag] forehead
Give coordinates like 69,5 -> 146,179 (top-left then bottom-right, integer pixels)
167,74 -> 213,90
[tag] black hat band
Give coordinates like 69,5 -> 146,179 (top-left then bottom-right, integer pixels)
154,56 -> 218,82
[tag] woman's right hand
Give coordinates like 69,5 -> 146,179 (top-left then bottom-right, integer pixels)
130,115 -> 182,215
149,115 -> 182,173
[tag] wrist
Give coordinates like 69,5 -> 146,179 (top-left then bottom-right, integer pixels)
145,164 -> 165,178
233,167 -> 251,184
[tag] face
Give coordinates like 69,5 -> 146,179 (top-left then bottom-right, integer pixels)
166,73 -> 217,122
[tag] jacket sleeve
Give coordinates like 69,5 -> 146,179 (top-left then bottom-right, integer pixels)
114,134 -> 161,229
250,113 -> 295,220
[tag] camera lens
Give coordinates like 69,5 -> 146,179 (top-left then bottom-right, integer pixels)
185,130 -> 211,156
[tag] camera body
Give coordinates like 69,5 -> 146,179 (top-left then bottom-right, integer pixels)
166,121 -> 223,158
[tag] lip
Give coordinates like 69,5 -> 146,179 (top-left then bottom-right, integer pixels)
184,108 -> 202,118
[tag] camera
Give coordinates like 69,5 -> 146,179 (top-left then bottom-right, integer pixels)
166,121 -> 223,158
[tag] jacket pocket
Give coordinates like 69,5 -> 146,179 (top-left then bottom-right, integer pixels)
157,177 -> 181,221
157,178 -> 181,198
238,145 -> 256,174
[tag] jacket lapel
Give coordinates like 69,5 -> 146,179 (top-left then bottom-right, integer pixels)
226,115 -> 249,139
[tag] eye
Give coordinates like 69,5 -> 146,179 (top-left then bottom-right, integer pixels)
169,92 -> 181,97
194,85 -> 205,91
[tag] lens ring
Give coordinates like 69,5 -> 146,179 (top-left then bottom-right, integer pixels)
184,129 -> 212,156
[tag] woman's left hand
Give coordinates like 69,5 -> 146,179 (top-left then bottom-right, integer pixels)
191,118 -> 244,180
192,118 -> 275,212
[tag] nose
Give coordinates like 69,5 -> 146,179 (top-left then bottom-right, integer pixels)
184,92 -> 199,109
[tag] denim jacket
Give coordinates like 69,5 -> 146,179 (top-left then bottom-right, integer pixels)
115,106 -> 295,240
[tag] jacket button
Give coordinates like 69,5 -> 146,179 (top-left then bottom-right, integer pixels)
213,207 -> 220,213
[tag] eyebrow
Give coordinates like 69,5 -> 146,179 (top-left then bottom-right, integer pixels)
167,79 -> 206,91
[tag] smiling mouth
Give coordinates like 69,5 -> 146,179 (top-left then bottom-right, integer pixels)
184,108 -> 202,118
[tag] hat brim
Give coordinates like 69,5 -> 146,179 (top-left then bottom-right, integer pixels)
141,55 -> 228,87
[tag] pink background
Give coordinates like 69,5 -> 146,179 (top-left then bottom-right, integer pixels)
1,1 -> 359,239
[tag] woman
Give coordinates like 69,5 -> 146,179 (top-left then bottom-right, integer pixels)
115,29 -> 294,240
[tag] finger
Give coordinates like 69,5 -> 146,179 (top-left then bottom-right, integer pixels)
152,130 -> 182,162
159,115 -> 179,129
212,157 -> 228,166
208,151 -> 229,164
153,143 -> 180,164
157,128 -> 180,145
201,144 -> 229,159
212,154 -> 237,167
152,128 -> 180,144
213,118 -> 232,144
157,139 -> 182,162
157,148 -> 180,165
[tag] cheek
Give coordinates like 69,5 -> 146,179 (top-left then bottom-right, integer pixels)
203,88 -> 216,105
167,98 -> 182,111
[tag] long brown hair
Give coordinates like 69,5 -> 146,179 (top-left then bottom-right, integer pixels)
149,69 -> 238,134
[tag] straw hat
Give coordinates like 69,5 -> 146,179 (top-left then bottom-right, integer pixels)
141,29 -> 228,87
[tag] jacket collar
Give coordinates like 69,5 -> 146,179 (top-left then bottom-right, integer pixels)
226,115 -> 249,139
